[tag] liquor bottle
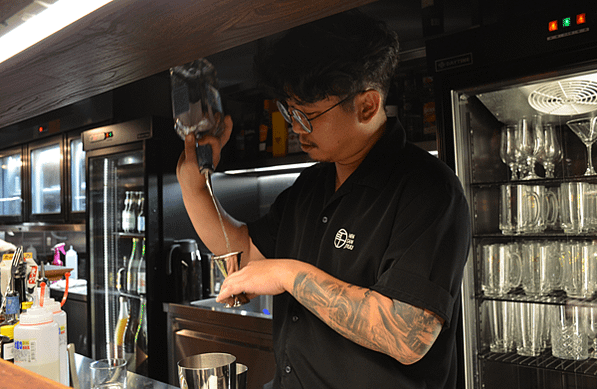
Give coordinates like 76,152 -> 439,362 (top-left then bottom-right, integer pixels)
137,249 -> 146,296
123,297 -> 138,372
126,238 -> 140,295
135,296 -> 148,375
136,192 -> 145,233
122,191 -> 132,233
114,296 -> 129,359
114,268 -> 128,359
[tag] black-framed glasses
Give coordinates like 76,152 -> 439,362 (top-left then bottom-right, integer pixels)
276,94 -> 356,134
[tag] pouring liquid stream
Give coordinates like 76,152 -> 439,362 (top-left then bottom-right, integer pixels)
204,170 -> 232,254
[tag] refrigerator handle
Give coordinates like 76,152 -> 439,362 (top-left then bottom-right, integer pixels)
167,243 -> 181,275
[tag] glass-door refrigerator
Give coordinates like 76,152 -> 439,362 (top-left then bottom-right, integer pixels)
427,3 -> 597,389
83,116 -> 181,382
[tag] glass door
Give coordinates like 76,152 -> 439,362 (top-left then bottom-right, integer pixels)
452,68 -> 597,389
88,145 -> 145,373
0,146 -> 24,222
68,133 -> 86,222
28,135 -> 65,222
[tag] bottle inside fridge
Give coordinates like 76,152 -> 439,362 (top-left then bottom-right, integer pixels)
453,69 -> 597,388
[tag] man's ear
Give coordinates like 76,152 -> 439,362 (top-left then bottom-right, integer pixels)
357,90 -> 382,123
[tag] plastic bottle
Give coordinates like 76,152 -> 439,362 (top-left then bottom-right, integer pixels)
65,246 -> 78,280
14,303 -> 60,382
45,298 -> 68,385
1,324 -> 14,363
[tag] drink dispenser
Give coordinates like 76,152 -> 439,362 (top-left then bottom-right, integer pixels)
167,239 -> 203,303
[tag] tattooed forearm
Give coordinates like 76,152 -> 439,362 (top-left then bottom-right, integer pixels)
293,271 -> 443,365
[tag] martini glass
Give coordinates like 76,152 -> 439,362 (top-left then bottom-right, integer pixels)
213,251 -> 250,308
566,117 -> 597,176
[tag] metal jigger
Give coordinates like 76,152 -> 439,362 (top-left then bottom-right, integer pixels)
212,252 -> 249,308
170,58 -> 224,173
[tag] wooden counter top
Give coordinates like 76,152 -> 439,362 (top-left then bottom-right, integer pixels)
0,359 -> 69,389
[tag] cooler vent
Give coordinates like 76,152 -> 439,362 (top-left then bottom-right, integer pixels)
528,80 -> 597,116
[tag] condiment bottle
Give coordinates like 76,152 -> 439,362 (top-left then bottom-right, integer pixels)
13,294 -> 60,382
1,324 -> 15,363
45,298 -> 68,385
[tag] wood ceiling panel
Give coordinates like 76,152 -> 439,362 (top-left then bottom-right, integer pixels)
0,0 -> 31,23
0,0 -> 376,130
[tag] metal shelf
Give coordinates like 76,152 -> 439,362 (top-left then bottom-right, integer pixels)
480,350 -> 597,376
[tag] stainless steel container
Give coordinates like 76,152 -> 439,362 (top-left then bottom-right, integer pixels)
178,353 -> 236,389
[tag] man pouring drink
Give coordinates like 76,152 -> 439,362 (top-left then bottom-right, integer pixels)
176,10 -> 471,389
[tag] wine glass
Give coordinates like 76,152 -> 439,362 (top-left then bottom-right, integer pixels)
500,124 -> 521,180
541,123 -> 562,178
212,251 -> 250,308
517,117 -> 544,180
566,116 -> 597,176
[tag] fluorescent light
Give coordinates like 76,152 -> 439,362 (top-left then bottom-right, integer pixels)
0,0 -> 113,64
224,162 -> 316,175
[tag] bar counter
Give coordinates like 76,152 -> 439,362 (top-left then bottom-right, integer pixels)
0,353 -> 178,388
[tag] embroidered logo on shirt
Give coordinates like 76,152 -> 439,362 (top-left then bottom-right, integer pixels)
334,228 -> 355,250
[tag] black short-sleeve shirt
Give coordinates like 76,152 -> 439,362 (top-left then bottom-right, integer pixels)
248,120 -> 471,389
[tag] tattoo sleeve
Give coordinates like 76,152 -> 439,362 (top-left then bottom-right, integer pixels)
293,271 -> 443,364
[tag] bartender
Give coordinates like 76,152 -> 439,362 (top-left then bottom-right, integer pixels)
177,10 -> 471,389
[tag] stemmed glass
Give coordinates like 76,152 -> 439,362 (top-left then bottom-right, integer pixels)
500,124 -> 521,180
566,116 -> 597,176
517,116 -> 544,180
541,123 -> 562,178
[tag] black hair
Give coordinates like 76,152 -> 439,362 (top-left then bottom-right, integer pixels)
254,9 -> 399,106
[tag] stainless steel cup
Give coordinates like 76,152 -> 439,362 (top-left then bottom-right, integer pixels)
178,353 -> 237,389
236,363 -> 247,389
212,252 -> 249,307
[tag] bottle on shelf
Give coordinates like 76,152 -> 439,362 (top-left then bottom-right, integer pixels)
123,299 -> 138,372
135,243 -> 148,374
65,245 -> 78,280
137,249 -> 146,296
126,238 -> 140,295
122,191 -> 138,233
136,192 -> 145,234
135,296 -> 148,375
114,295 -> 129,359
114,267 -> 128,359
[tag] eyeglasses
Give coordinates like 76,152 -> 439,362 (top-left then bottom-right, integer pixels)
276,94 -> 356,134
